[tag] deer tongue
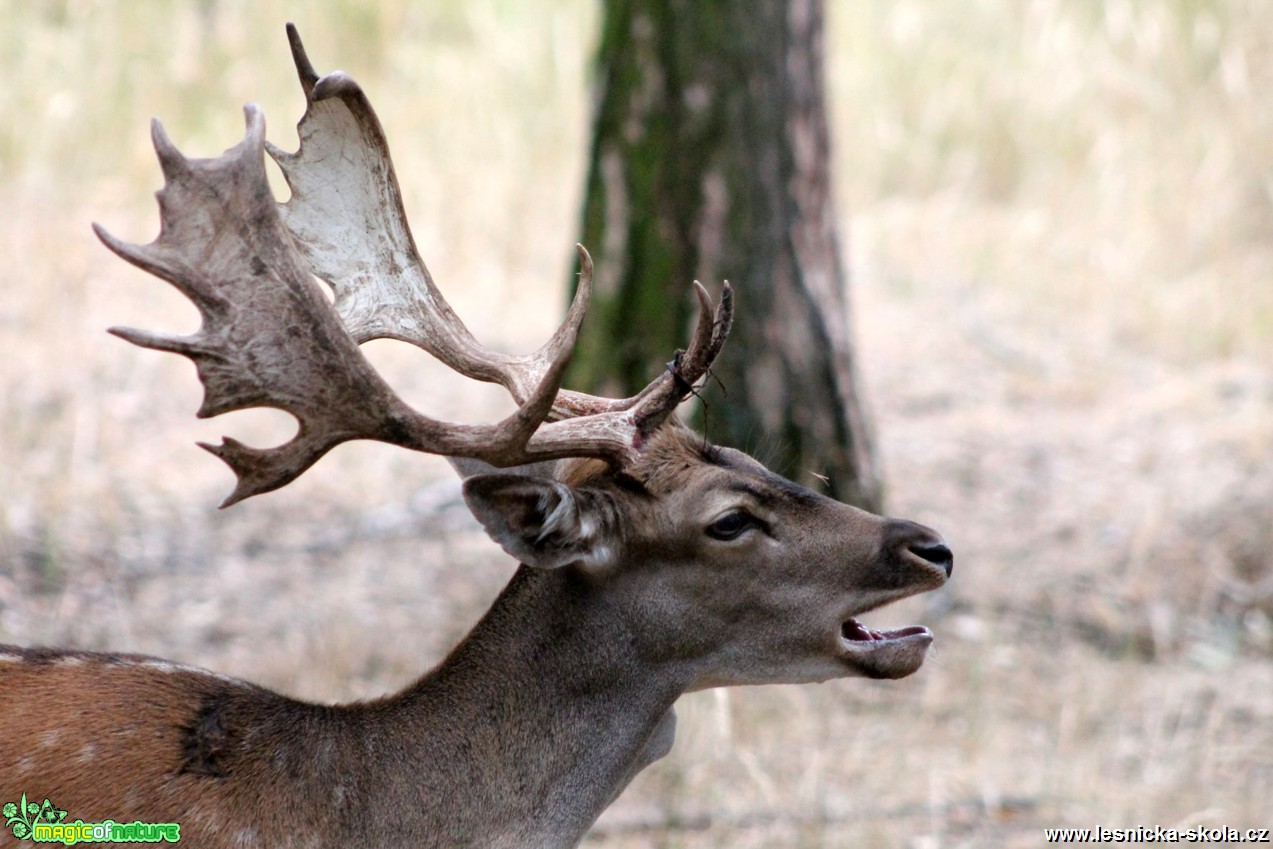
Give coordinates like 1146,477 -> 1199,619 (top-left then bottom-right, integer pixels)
841,619 -> 929,642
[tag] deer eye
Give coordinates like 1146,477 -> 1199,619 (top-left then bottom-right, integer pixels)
705,510 -> 759,541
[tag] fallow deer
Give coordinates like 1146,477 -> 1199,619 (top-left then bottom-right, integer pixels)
0,25 -> 951,849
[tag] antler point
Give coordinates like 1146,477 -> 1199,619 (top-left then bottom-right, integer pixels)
691,280 -> 712,311
91,221 -> 114,246
286,23 -> 320,94
242,103 -> 266,136
93,224 -> 143,263
149,120 -> 186,178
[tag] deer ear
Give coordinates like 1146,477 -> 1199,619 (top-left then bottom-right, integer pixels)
462,475 -> 617,571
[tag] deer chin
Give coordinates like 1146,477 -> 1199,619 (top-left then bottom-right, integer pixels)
837,619 -> 934,679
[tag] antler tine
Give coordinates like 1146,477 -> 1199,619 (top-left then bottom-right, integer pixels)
285,22 -> 319,98
528,245 -> 594,404
629,280 -> 733,433
681,281 -> 726,373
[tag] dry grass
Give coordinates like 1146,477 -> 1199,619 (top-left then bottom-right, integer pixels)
2,0 -> 1271,845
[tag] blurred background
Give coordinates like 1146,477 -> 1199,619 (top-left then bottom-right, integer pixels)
2,1 -> 1270,845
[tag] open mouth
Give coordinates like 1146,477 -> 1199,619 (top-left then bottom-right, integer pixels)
837,618 -> 934,679
841,619 -> 931,643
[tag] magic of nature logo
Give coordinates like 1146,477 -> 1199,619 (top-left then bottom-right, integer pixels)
4,794 -> 179,844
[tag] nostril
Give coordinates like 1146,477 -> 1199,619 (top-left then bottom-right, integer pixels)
884,519 -> 954,578
909,542 -> 954,577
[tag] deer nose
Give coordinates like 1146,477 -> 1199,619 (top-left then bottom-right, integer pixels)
885,519 -> 954,577
908,540 -> 953,577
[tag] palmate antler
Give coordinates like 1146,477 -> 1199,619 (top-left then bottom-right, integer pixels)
95,24 -> 732,507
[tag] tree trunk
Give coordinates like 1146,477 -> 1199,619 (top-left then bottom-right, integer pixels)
570,0 -> 882,508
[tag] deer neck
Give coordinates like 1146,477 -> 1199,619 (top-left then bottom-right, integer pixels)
366,565 -> 683,848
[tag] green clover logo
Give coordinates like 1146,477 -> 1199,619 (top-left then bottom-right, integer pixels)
4,793 -> 66,840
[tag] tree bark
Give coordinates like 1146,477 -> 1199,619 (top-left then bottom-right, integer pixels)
571,0 -> 881,509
